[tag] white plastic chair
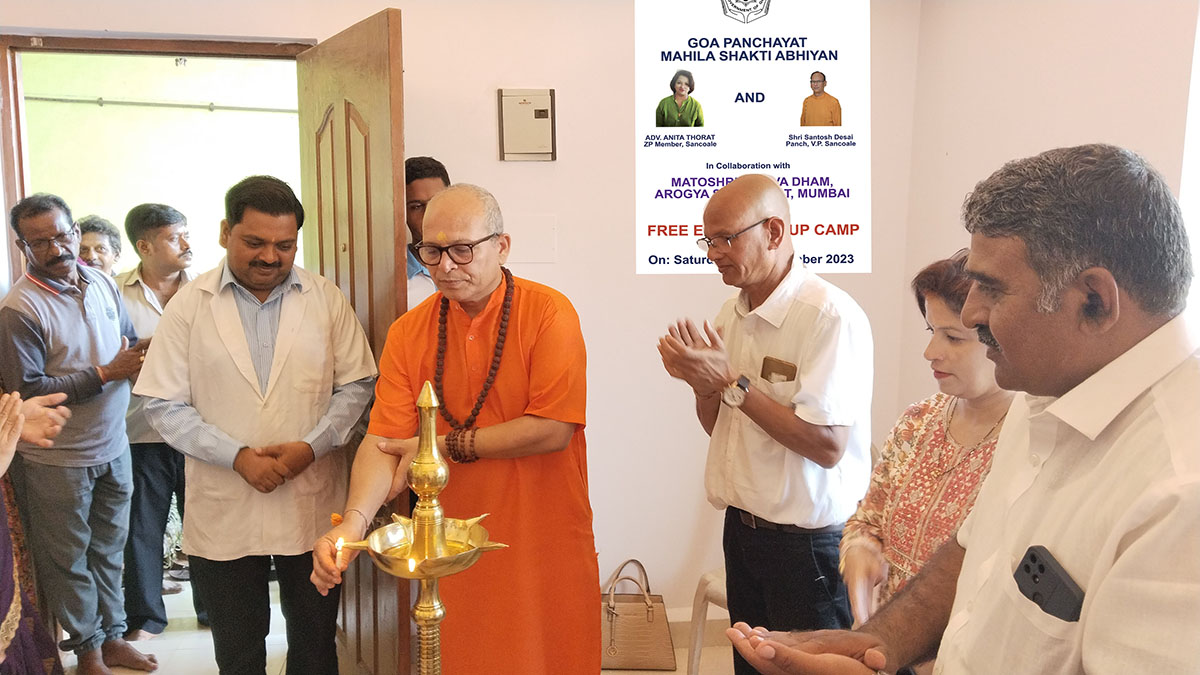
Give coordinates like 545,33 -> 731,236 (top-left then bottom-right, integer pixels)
687,567 -> 727,675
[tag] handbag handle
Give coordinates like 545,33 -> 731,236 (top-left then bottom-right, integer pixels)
606,575 -> 655,620
603,558 -> 652,594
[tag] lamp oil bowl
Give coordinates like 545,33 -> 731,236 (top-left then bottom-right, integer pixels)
339,513 -> 506,580
338,381 -> 505,675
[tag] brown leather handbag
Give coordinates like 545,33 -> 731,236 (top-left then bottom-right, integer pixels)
600,559 -> 677,670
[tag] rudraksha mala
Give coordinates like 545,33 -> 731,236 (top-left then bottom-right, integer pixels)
434,267 -> 513,463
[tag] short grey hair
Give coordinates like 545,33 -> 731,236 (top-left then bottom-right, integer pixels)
439,183 -> 504,235
963,143 -> 1192,316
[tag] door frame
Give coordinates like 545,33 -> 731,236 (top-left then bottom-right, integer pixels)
0,31 -> 312,645
0,33 -> 312,286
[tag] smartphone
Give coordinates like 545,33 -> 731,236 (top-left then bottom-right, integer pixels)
1012,545 -> 1085,621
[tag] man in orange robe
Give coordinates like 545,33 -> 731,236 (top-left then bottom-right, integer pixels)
312,183 -> 600,674
800,70 -> 842,126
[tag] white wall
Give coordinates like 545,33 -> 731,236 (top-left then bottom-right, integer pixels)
895,0 -> 1200,409
1174,2 -> 1200,313
22,52 -> 300,277
4,0 -> 1197,615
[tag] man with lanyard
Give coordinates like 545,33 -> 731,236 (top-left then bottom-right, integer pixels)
134,176 -> 376,674
659,174 -> 873,675
1,193 -> 156,674
312,184 -> 600,674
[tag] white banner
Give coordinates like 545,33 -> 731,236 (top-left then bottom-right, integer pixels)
635,0 -> 871,274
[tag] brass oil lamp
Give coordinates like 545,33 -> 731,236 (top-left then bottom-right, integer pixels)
338,381 -> 505,675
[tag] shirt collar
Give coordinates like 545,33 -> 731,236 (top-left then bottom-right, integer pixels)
123,263 -> 196,289
24,261 -> 92,296
218,261 -> 302,300
735,256 -> 808,327
121,265 -> 145,288
406,246 -> 431,280
1041,313 -> 1199,440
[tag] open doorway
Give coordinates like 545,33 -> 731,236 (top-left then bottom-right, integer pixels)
20,50 -> 301,275
0,35 -> 311,291
1,17 -> 409,672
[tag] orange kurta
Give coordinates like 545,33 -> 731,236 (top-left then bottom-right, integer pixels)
370,275 -> 600,674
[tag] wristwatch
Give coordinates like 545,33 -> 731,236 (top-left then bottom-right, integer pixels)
721,375 -> 750,408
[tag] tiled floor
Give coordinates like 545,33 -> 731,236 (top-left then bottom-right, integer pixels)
60,582 -> 288,675
622,645 -> 735,675
59,583 -> 733,674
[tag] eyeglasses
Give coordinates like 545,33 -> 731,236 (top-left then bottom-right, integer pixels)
20,226 -> 78,254
412,233 -> 498,266
697,217 -> 770,252
810,80 -> 825,84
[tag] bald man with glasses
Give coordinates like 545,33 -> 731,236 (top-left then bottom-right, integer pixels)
659,174 -> 873,675
313,183 -> 600,675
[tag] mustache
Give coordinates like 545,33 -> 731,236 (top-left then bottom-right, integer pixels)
976,325 -> 1000,350
250,260 -> 281,269
50,253 -> 76,266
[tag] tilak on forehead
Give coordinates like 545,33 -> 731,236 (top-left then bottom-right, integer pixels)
435,231 -> 448,243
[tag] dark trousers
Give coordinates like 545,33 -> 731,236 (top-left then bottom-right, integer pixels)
190,553 -> 340,675
723,507 -> 852,675
123,442 -> 206,633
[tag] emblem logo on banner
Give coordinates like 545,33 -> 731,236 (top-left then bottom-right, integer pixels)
722,0 -> 770,24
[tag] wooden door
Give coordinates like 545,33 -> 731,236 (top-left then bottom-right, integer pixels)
298,8 -> 408,352
296,10 -> 409,675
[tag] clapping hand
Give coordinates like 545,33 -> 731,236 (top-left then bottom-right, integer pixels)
18,392 -> 70,447
841,540 -> 889,627
657,318 -> 736,394
0,393 -> 25,476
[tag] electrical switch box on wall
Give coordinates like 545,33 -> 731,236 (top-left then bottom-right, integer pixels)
498,88 -> 556,161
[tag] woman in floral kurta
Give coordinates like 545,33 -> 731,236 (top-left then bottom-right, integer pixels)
843,392 -> 998,604
0,392 -> 66,674
840,252 -> 1014,669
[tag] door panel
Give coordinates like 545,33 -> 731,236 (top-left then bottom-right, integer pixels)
313,104 -> 338,289
298,8 -> 407,355
297,9 -> 408,675
346,103 -> 375,333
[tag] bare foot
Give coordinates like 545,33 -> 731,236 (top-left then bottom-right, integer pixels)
124,628 -> 160,642
76,649 -> 114,675
101,638 -> 158,671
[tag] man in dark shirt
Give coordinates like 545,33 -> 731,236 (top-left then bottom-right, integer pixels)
0,194 -> 156,674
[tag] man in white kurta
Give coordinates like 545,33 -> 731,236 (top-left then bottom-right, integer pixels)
134,176 -> 376,674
